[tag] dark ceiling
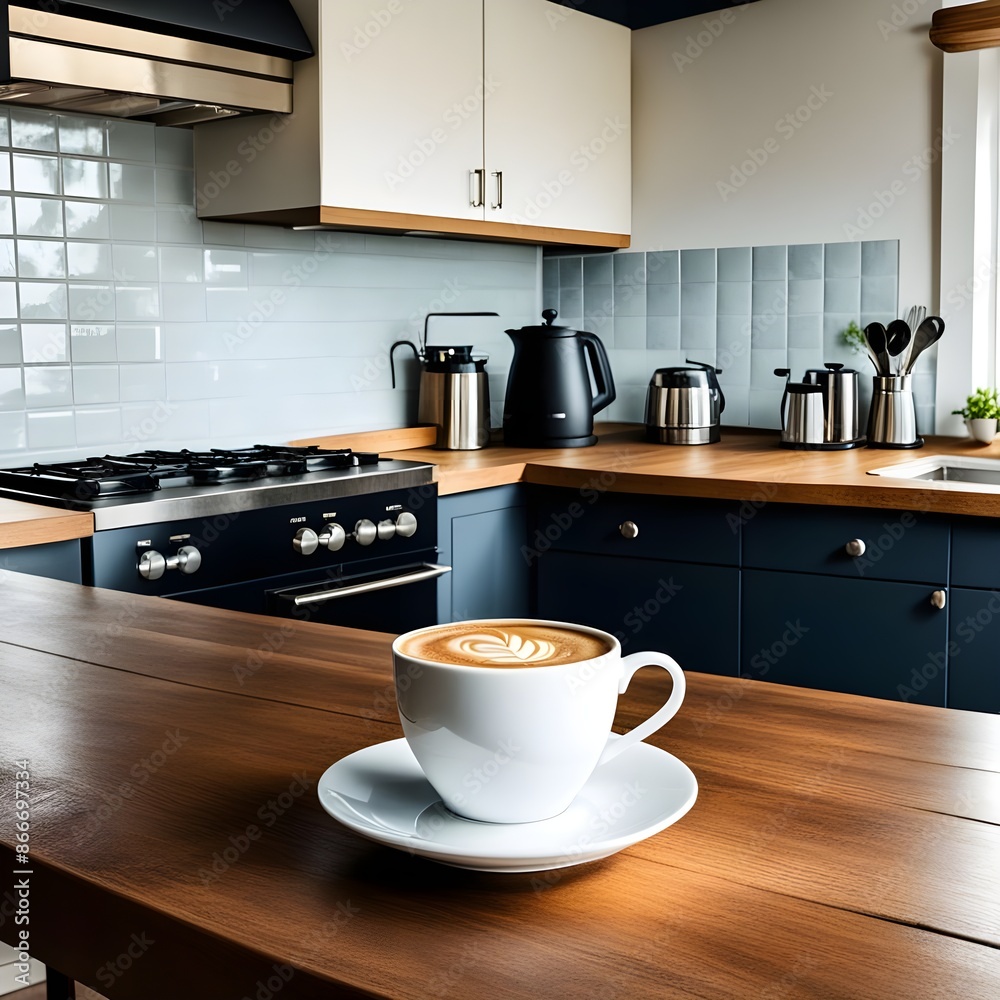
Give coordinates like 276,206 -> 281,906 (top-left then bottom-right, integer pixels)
550,1 -> 760,30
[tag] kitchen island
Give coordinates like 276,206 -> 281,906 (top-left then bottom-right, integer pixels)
0,574 -> 997,999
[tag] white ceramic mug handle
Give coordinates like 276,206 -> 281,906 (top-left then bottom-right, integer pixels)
597,651 -> 686,765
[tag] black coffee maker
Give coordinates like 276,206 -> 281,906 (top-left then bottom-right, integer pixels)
502,309 -> 616,448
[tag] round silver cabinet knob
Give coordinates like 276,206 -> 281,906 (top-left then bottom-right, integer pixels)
395,512 -> 418,538
930,590 -> 947,610
354,519 -> 378,546
845,538 -> 866,557
138,550 -> 166,581
319,523 -> 346,552
619,521 -> 639,540
173,545 -> 202,575
293,528 -> 319,555
377,518 -> 396,541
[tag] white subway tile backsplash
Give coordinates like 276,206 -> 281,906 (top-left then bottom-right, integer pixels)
17,239 -> 65,278
115,283 -> 160,321
156,206 -> 201,244
0,324 -> 19,364
109,162 -> 155,202
717,247 -> 751,282
0,367 -> 24,409
204,249 -> 248,286
154,127 -> 193,168
202,220 -> 245,247
24,365 -> 72,407
115,325 -> 159,362
62,158 -> 108,198
21,323 -> 66,363
155,168 -> 194,205
15,197 -> 63,236
108,120 -> 155,163
159,247 -> 203,283
69,283 -> 115,322
75,405 -> 122,445
0,197 -> 12,235
71,324 -> 117,362
0,282 -> 16,317
160,282 -> 205,321
119,363 -> 165,401
0,410 -> 25,449
0,113 -> 9,147
10,111 -> 57,152
18,282 -> 67,319
26,409 -> 74,449
64,200 -> 109,238
59,117 -> 106,157
110,203 -> 155,241
112,244 -> 158,281
67,242 -> 112,279
14,153 -> 60,195
0,240 -> 13,277
73,365 -> 118,404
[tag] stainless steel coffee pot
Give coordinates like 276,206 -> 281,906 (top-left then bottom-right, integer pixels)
775,364 -> 865,450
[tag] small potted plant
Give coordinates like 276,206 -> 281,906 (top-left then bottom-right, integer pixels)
952,387 -> 1000,443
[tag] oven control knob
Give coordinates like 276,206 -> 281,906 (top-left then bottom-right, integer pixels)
377,518 -> 396,540
293,528 -> 319,555
354,519 -> 377,546
138,550 -> 167,581
171,545 -> 202,575
395,512 -> 418,538
319,523 -> 346,552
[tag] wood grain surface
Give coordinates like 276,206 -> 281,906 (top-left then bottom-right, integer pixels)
294,423 -> 1000,516
0,499 -> 92,550
0,574 -> 998,999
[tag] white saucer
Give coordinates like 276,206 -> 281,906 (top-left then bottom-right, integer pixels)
317,737 -> 698,873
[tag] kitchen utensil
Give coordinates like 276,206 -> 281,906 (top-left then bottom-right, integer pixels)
644,359 -> 725,445
864,322 -> 890,376
502,309 -> 616,448
802,363 -> 864,447
886,319 -> 911,364
904,316 -> 945,374
775,369 -> 826,448
866,375 -> 923,448
390,311 -> 498,450
899,306 -> 926,374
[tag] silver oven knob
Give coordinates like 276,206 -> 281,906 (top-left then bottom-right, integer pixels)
293,527 -> 319,555
138,550 -> 167,581
377,518 -> 396,540
395,512 -> 418,538
354,519 -> 377,546
319,523 -> 346,552
169,545 -> 202,575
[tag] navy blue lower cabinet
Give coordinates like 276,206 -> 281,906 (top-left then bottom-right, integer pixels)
536,551 -> 739,676
0,540 -> 82,584
741,569 -> 948,706
437,486 -> 531,623
948,588 -> 1000,713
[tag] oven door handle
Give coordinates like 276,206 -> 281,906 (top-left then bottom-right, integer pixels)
283,563 -> 452,606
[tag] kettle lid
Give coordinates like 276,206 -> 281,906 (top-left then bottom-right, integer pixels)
424,345 -> 488,372
506,308 -> 580,338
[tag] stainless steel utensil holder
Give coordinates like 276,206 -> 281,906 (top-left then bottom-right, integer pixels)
866,375 -> 923,449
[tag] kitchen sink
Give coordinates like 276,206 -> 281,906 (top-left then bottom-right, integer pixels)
868,456 -> 1000,491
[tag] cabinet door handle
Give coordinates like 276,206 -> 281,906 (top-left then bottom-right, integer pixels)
619,521 -> 639,540
491,170 -> 503,210
845,538 -> 866,557
930,590 -> 947,610
470,168 -> 485,208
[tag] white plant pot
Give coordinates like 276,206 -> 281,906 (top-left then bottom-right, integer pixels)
967,418 -> 998,444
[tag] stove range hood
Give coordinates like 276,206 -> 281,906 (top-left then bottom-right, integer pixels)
0,0 -> 313,126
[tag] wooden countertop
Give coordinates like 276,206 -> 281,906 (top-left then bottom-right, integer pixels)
294,424 -> 1000,516
1,574 -> 998,999
0,498 -> 92,550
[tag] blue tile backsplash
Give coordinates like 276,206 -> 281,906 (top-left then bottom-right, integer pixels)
0,109 -> 538,462
543,241 -> 936,433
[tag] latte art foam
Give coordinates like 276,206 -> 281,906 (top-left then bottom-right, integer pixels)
399,622 -> 612,667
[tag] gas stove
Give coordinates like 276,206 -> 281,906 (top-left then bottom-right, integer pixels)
0,443 -> 444,634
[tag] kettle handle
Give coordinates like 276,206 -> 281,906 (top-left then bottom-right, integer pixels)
774,368 -> 791,431
579,331 -> 617,414
389,340 -> 420,389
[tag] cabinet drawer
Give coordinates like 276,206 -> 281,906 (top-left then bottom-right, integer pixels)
952,519 -> 1000,589
742,570 -> 948,705
537,551 -> 739,676
530,488 -> 740,567
742,504 -> 949,584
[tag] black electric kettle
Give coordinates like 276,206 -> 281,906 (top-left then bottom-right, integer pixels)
502,309 -> 616,448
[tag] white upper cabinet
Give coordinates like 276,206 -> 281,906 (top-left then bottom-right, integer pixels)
195,0 -> 631,246
483,0 -> 631,236
319,0 -> 485,221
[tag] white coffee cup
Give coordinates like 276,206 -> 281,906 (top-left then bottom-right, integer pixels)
392,618 -> 686,824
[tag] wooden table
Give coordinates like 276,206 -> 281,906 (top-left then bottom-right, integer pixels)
1,574 -> 998,999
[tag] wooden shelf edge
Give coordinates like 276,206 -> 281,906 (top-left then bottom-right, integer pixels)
0,508 -> 94,550
198,205 -> 630,249
931,1 -> 1000,51
289,426 -> 439,452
